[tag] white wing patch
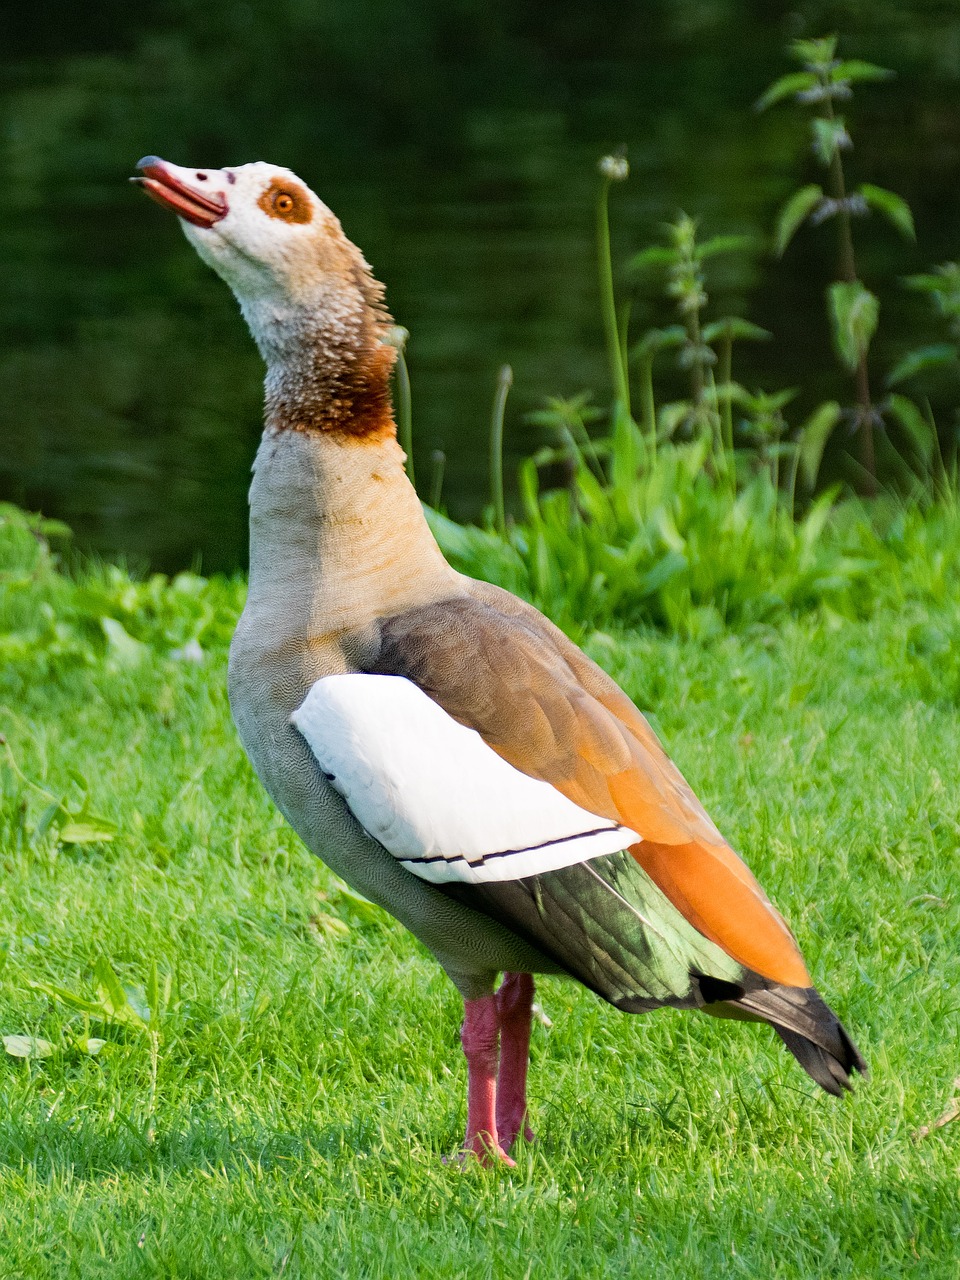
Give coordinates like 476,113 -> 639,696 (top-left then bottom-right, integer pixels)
291,673 -> 638,885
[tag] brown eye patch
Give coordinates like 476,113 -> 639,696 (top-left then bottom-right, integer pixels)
257,177 -> 313,224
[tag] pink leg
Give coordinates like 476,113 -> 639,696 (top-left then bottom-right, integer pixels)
460,994 -> 514,1165
495,972 -> 535,1150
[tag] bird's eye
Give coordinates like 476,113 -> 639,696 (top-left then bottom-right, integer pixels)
258,178 -> 313,224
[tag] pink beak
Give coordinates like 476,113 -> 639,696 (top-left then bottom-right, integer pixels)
131,156 -> 228,228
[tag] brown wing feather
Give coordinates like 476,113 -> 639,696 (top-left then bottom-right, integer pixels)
368,581 -> 810,988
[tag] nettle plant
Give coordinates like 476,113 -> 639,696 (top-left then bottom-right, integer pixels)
758,35 -> 917,493
882,264 -> 960,492
420,35 -> 958,634
629,215 -> 765,448
627,214 -> 840,501
894,263 -> 960,386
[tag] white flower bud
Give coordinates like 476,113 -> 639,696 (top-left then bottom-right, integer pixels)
598,154 -> 629,182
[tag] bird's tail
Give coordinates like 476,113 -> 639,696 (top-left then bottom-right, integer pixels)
727,984 -> 867,1096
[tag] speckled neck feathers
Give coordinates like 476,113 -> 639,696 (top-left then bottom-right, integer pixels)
253,259 -> 397,440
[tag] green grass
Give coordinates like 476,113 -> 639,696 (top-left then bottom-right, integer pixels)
0,508 -> 958,1277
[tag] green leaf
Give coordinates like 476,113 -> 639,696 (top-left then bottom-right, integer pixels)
812,118 -> 850,166
713,381 -> 750,405
887,345 -> 955,387
58,819 -> 117,845
3,1035 -> 56,1059
331,883 -> 388,926
146,960 -> 160,1030
886,394 -> 936,465
627,246 -> 676,273
123,987 -> 151,1024
28,978 -> 106,1017
94,956 -> 147,1030
695,235 -> 754,261
637,552 -> 687,598
35,517 -> 73,541
904,272 -> 953,295
773,185 -> 824,257
828,281 -> 879,371
702,318 -> 772,344
100,617 -> 148,666
74,1036 -> 107,1056
310,913 -> 351,940
33,800 -> 66,842
657,401 -> 693,439
424,506 -> 505,560
760,388 -> 797,412
798,401 -> 843,489
630,325 -> 687,361
858,185 -> 915,240
791,36 -> 838,68
799,487 -> 842,547
832,59 -> 894,86
754,71 -> 817,112
66,767 -> 90,794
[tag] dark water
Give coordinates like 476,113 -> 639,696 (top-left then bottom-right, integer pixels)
3,0 -> 960,571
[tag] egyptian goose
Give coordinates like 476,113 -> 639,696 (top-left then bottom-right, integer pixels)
134,156 -> 866,1164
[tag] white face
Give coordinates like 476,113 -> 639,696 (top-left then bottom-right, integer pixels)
135,157 -> 365,356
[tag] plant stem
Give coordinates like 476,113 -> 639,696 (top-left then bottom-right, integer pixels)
787,443 -> 801,520
705,368 -> 731,490
147,1029 -> 159,1144
639,357 -> 657,460
687,304 -> 706,408
395,344 -> 415,490
597,177 -> 631,419
1,739 -> 58,803
619,299 -> 633,402
824,92 -> 877,493
428,450 -> 446,510
489,365 -> 512,537
719,329 -> 734,456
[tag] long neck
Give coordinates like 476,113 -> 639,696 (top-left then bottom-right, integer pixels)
244,427 -> 460,645
239,248 -> 460,648
243,258 -> 398,440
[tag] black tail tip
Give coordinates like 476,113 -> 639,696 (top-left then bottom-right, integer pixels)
776,1021 -> 868,1097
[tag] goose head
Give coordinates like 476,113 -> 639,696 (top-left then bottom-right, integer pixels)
132,156 -> 395,435
132,157 -> 389,367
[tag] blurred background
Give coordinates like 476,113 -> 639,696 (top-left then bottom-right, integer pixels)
3,0 -> 960,572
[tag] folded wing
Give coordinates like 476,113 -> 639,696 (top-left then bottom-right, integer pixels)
367,585 -> 812,989
292,672 -> 637,885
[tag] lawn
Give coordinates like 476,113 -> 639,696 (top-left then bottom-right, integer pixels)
0,509 -> 957,1278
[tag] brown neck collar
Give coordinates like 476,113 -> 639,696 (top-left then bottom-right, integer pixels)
263,264 -> 398,441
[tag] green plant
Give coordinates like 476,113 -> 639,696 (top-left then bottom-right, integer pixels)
597,152 -> 632,424
489,364 -> 513,536
388,326 -> 415,489
629,216 -> 759,450
429,159 -> 897,638
880,264 -> 960,488
759,35 -> 915,492
889,264 -> 960,419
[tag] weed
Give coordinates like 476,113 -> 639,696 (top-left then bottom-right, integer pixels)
758,35 -> 917,491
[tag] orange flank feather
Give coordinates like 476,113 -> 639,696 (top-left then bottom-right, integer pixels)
536,685 -> 813,989
540,604 -> 812,988
629,840 -> 811,988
